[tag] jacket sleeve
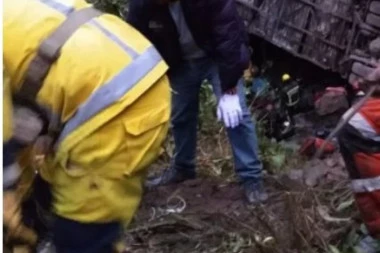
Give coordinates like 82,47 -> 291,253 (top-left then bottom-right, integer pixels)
3,73 -> 21,189
3,72 -> 44,189
3,73 -> 13,143
126,0 -> 150,38
208,0 -> 250,92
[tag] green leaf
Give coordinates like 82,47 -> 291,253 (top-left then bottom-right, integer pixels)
269,152 -> 286,169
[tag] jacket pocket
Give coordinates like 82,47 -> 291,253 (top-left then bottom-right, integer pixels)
59,104 -> 170,181
123,105 -> 169,136
121,105 -> 170,177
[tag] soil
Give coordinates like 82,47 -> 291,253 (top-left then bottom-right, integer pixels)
123,104 -> 357,253
125,174 -> 356,253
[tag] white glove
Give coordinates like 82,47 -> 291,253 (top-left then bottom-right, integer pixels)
217,94 -> 243,128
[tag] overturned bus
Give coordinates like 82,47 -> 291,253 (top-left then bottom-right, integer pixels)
236,0 -> 380,85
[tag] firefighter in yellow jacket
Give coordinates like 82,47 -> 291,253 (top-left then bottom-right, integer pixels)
3,0 -> 171,251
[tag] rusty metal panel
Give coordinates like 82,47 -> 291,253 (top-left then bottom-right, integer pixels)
301,0 -> 354,72
236,0 -> 358,74
272,0 -> 310,52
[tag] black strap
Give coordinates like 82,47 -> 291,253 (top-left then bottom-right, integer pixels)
18,7 -> 102,100
14,7 -> 102,141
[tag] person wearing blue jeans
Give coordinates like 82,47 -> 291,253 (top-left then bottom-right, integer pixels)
127,0 -> 267,203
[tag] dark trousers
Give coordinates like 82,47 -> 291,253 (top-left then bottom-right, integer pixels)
52,216 -> 122,253
22,176 -> 122,253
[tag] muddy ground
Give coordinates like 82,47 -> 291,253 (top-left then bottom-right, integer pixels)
125,173 -> 357,253
122,105 -> 361,253
123,75 -> 358,253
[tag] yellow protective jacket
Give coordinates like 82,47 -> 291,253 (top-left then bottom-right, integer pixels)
3,72 -> 13,143
3,0 -> 170,224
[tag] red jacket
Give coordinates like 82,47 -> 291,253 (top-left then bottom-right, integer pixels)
339,98 -> 380,238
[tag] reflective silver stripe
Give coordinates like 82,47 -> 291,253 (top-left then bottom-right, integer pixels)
57,46 -> 162,144
351,175 -> 380,193
349,113 -> 380,142
39,0 -> 139,58
90,20 -> 139,58
40,0 -> 74,15
3,163 -> 21,189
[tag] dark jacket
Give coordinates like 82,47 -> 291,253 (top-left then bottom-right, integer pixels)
126,0 -> 250,92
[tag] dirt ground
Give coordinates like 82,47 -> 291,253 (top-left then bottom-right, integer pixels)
122,105 -> 361,253
125,174 -> 356,253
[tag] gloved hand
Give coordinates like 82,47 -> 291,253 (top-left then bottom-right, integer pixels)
217,93 -> 243,128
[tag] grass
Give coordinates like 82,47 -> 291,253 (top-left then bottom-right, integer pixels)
197,82 -> 299,177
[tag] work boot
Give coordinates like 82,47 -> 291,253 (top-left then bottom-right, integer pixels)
244,180 -> 268,204
145,168 -> 196,188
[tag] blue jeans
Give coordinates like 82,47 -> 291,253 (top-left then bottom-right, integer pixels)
169,57 -> 262,183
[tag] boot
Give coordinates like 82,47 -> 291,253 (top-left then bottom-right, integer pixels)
145,168 -> 196,188
243,180 -> 269,204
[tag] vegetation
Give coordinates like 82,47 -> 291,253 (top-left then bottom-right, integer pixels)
86,0 -> 128,17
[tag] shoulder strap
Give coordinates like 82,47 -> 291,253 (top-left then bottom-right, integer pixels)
18,7 -> 102,100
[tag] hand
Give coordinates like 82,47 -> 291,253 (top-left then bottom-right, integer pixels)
217,94 -> 243,128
